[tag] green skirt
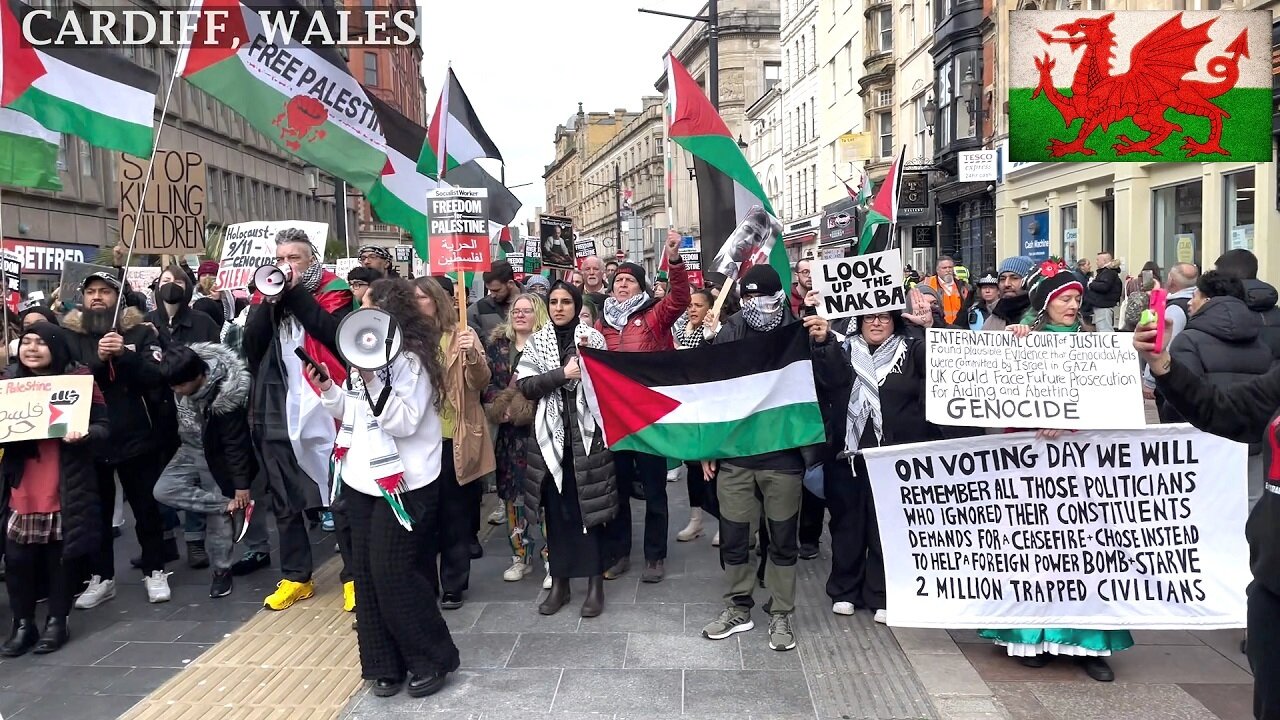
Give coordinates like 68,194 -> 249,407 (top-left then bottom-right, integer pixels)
978,628 -> 1134,656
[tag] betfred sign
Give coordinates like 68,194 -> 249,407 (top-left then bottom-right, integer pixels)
3,240 -> 97,275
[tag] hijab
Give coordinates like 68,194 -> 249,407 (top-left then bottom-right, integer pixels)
549,280 -> 583,360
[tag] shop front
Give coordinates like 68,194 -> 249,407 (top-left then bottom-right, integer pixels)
2,239 -> 101,299
783,216 -> 819,264
816,197 -> 860,260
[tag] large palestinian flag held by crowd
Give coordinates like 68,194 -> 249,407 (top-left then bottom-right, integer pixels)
176,0 -> 387,190
1,0 -> 158,158
579,323 -> 825,461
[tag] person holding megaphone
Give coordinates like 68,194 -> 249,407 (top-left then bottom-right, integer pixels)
307,278 -> 460,699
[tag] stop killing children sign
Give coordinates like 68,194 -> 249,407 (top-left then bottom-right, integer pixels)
427,187 -> 490,275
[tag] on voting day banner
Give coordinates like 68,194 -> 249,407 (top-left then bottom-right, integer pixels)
861,425 -> 1250,630
925,328 -> 1146,429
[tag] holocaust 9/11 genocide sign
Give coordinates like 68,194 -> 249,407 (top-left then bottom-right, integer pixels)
925,329 -> 1146,430
861,426 -> 1251,630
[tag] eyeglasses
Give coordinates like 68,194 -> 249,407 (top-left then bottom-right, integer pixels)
511,309 -> 534,316
864,314 -> 893,324
350,281 -> 369,289
795,269 -> 811,276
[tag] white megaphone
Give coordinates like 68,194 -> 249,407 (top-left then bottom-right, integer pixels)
253,263 -> 292,297
336,308 -> 403,371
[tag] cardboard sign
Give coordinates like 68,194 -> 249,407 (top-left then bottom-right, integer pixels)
0,374 -> 95,444
925,328 -> 1146,430
118,150 -> 207,254
863,426 -> 1250,630
394,245 -> 414,263
334,257 -> 360,280
427,187 -> 491,274
215,221 -> 328,292
58,261 -> 115,310
574,237 -> 597,268
521,235 -> 543,276
124,266 -> 162,308
811,250 -> 906,319
538,214 -> 575,269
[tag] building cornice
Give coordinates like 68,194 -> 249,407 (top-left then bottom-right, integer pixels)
653,8 -> 783,93
781,1 -> 818,40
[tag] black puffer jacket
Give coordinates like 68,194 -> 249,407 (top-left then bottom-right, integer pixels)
1083,263 -> 1123,310
181,343 -> 258,496
146,279 -> 220,348
516,345 -> 618,530
1243,279 -> 1280,360
61,306 -> 177,463
1161,297 -> 1278,441
0,366 -> 110,559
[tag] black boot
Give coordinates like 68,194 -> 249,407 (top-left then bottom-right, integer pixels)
0,619 -> 38,657
32,616 -> 68,654
407,671 -> 449,698
581,576 -> 605,618
538,578 -> 570,615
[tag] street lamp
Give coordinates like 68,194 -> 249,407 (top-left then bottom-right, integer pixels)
922,97 -> 937,133
737,135 -> 748,150
639,0 -> 719,110
961,65 -> 982,116
301,164 -> 358,257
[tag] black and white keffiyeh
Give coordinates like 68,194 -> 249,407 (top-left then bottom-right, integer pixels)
672,311 -> 706,349
843,334 -> 906,457
515,322 -> 607,491
603,292 -> 651,332
298,262 -> 324,294
742,292 -> 786,333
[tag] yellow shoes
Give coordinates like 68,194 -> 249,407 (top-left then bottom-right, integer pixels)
264,579 -> 315,611
343,581 -> 356,613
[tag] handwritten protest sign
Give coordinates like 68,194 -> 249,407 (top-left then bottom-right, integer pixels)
0,374 -> 94,444
334,257 -> 360,280
862,426 -> 1250,629
124,266 -> 162,308
925,328 -> 1145,430
215,221 -> 328,291
428,188 -> 490,274
118,150 -> 207,254
811,250 -> 906,319
58,261 -> 115,310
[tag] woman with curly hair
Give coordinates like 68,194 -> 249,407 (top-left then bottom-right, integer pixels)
309,278 -> 459,699
483,293 -> 549,584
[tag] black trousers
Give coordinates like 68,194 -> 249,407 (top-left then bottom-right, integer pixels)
1250,581 -> 1280,719
824,457 -> 885,609
611,451 -> 669,562
6,540 -> 79,619
346,484 -> 460,680
94,452 -> 170,578
331,494 -> 354,584
799,485 -> 826,547
434,440 -> 477,595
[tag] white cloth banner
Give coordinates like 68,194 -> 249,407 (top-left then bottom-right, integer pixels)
862,425 -> 1250,630
925,329 -> 1146,429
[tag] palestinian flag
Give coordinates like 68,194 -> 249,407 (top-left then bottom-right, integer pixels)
1009,10 -> 1272,162
364,93 -> 435,262
858,146 -> 904,255
444,160 -> 522,227
665,53 -> 789,289
176,0 -> 387,190
1,0 -> 157,157
0,107 -> 59,190
420,68 -> 503,180
579,323 -> 825,461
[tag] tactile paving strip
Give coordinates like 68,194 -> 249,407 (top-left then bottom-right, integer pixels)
121,560 -> 363,720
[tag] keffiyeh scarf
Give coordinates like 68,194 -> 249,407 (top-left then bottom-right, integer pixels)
672,311 -> 705,349
843,334 -> 907,457
515,323 -> 607,492
333,370 -> 413,530
298,262 -> 324,294
742,292 -> 786,333
603,292 -> 651,332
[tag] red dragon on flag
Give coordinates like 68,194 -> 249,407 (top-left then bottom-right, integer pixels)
1009,10 -> 1271,163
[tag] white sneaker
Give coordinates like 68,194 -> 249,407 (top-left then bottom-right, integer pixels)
503,558 -> 532,582
832,601 -> 856,616
145,571 -> 173,603
874,609 -> 887,625
74,575 -> 115,609
487,505 -> 506,525
666,466 -> 684,483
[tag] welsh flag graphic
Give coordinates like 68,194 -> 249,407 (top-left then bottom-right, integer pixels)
1009,10 -> 1272,162
579,324 -> 825,461
176,0 -> 387,190
1,0 -> 158,157
666,53 -> 789,290
858,147 -> 904,255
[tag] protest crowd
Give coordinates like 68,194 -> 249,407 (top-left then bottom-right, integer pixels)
0,225 -> 1276,717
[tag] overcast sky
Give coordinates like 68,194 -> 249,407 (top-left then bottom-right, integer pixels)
419,0 -> 707,226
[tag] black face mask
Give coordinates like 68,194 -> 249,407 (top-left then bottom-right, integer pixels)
158,283 -> 185,304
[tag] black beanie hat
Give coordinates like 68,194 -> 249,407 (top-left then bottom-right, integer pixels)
613,262 -> 648,293
740,264 -> 783,297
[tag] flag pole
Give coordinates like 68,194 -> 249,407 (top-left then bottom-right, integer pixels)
112,52 -> 183,325
1,184 -> 9,359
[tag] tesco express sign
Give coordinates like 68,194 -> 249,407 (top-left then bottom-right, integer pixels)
3,240 -> 98,275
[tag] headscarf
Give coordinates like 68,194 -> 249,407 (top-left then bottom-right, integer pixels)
358,245 -> 394,266
843,312 -> 908,456
549,280 -> 583,359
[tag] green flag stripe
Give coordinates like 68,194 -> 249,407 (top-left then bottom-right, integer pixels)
612,403 -> 824,462
8,88 -> 152,158
673,134 -> 774,215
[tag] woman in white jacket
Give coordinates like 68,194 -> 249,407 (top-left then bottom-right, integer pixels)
305,278 -> 459,700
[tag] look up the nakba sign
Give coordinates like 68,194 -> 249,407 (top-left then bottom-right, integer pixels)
861,426 -> 1250,629
118,150 -> 207,253
925,329 -> 1146,430
427,188 -> 490,275
0,374 -> 94,444
810,249 -> 906,320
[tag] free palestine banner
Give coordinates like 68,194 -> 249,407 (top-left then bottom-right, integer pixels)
1008,11 -> 1272,162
